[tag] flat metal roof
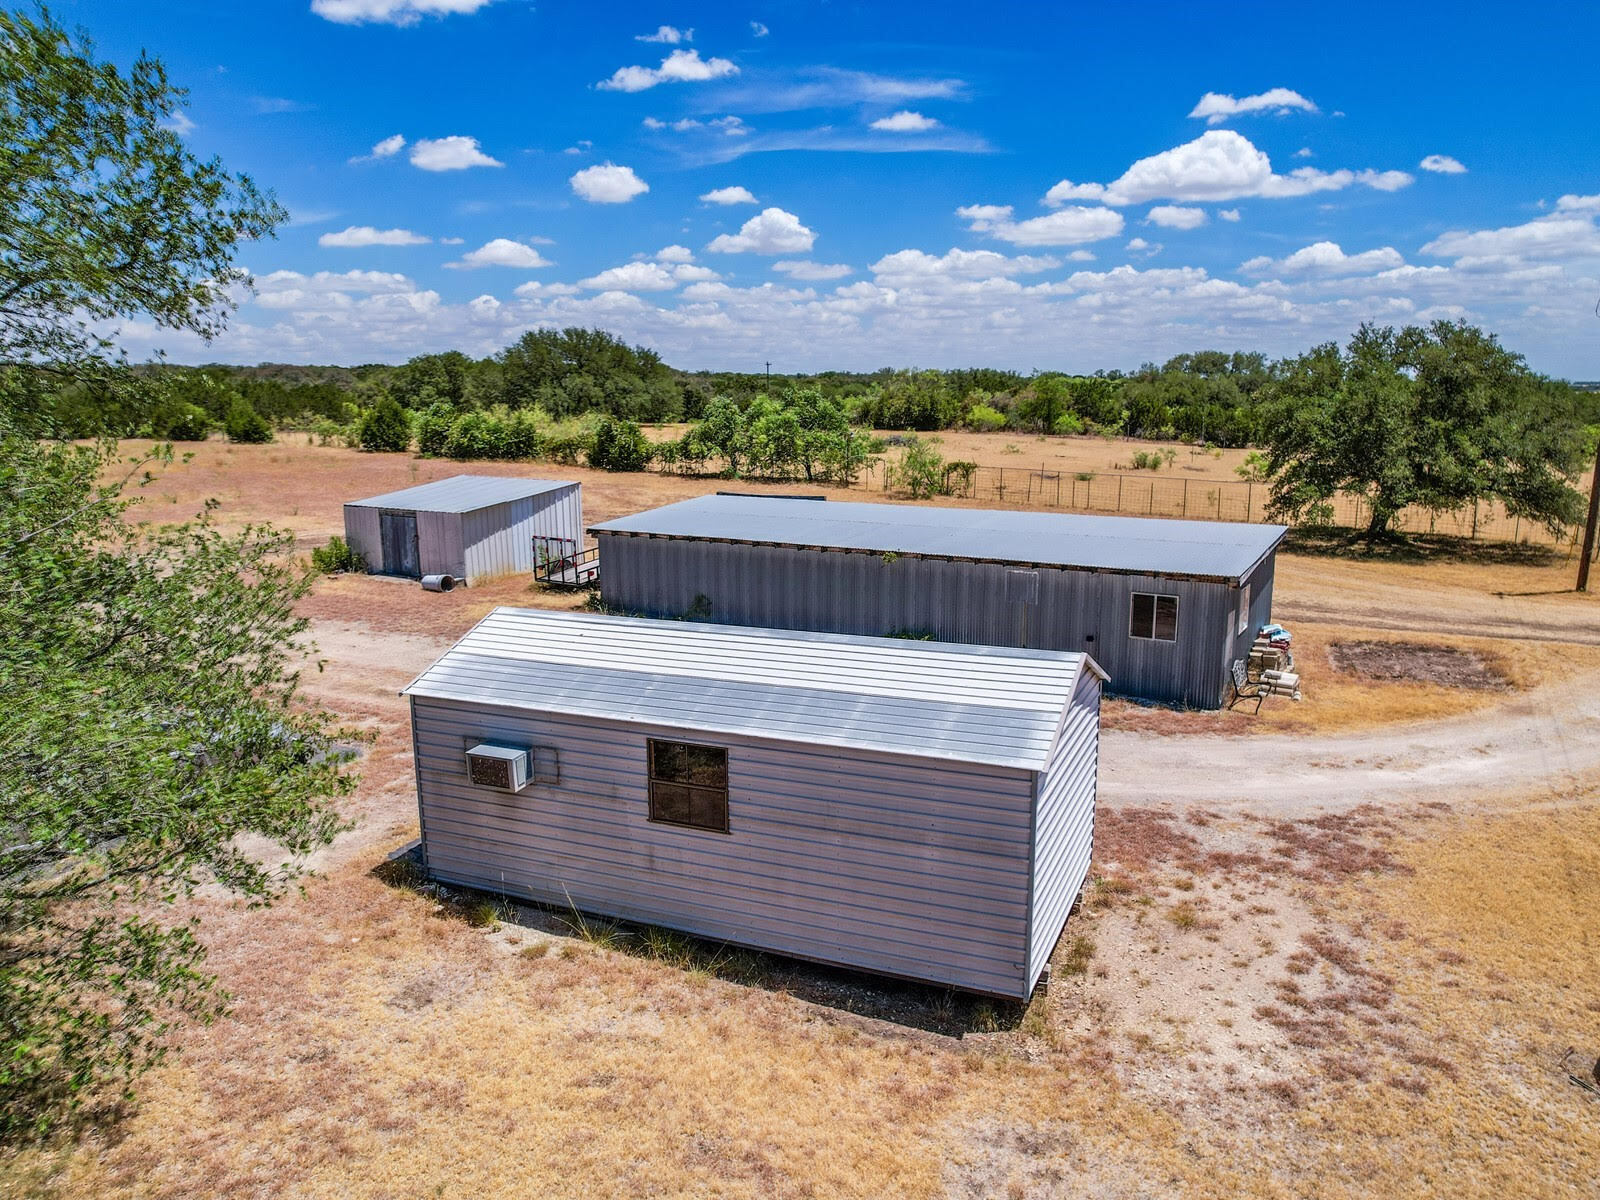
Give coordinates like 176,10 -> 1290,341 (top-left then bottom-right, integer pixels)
403,608 -> 1105,772
591,494 -> 1285,583
348,474 -> 575,514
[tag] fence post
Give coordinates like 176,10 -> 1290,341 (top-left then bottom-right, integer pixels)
1182,478 -> 1189,517
1472,498 -> 1479,539
1117,474 -> 1124,513
1247,480 -> 1253,522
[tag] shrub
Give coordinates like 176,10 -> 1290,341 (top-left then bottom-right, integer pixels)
358,397 -> 412,453
587,415 -> 651,472
414,403 -> 456,457
964,403 -> 1007,432
155,402 -> 211,441
887,434 -> 947,498
311,536 -> 365,574
224,400 -> 272,444
1052,412 -> 1085,436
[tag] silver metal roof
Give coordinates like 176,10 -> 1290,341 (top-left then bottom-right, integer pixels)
403,608 -> 1105,771
348,474 -> 576,513
591,495 -> 1285,583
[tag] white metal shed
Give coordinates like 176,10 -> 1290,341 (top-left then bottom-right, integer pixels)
343,475 -> 581,585
403,607 -> 1106,999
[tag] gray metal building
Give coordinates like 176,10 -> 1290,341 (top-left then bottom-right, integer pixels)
404,607 -> 1105,999
591,495 -> 1286,709
343,475 -> 581,585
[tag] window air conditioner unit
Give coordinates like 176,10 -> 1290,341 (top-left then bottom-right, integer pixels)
465,743 -> 530,792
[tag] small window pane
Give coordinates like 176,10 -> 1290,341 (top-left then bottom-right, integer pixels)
689,787 -> 727,832
1130,592 -> 1154,639
686,744 -> 727,786
650,782 -> 692,826
651,740 -> 687,782
1153,595 -> 1179,641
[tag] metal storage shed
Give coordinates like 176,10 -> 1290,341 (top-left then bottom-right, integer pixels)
343,475 -> 581,585
404,607 -> 1106,999
591,494 -> 1286,709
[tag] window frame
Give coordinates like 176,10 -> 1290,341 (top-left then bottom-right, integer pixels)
1129,590 -> 1180,643
646,737 -> 730,834
1236,583 -> 1251,637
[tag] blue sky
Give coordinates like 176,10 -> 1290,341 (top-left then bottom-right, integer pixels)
66,0 -> 1600,376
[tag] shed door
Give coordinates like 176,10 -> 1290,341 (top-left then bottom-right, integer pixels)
380,511 -> 420,578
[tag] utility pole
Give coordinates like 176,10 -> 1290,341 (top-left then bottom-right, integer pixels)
1578,436 -> 1600,591
764,361 -> 771,385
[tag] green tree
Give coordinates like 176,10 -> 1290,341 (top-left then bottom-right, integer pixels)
587,414 -> 651,471
0,9 -> 348,1141
886,435 -> 947,498
357,396 -> 411,453
1260,322 -> 1587,539
690,395 -> 747,475
0,11 -> 281,398
223,398 -> 271,443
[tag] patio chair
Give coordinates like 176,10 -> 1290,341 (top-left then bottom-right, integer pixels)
1228,658 -> 1266,714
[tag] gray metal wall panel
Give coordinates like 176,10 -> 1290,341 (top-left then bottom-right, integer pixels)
598,533 -> 1239,707
343,504 -> 382,573
1027,666 -> 1100,986
416,510 -> 464,579
411,694 -> 1037,997
456,484 -> 582,583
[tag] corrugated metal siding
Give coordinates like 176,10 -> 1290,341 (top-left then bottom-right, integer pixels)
599,534 -> 1235,707
411,695 -> 1037,996
1027,665 -> 1100,987
343,504 -> 382,572
529,483 -> 583,554
459,482 -> 582,583
416,510 -> 464,579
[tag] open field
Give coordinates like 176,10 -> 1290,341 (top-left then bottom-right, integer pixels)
8,438 -> 1600,1198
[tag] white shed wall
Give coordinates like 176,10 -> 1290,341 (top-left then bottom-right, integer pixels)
461,483 -> 582,583
411,694 -> 1040,996
1027,665 -> 1102,986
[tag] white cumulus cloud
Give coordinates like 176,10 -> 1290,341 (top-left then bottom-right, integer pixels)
706,207 -> 816,254
636,24 -> 691,43
570,162 -> 649,203
445,238 -> 554,269
319,225 -> 431,247
311,0 -> 494,25
700,185 -> 758,205
869,110 -> 940,132
958,203 -> 1124,247
1146,205 -> 1207,230
579,262 -> 680,291
870,248 -> 1059,284
1188,87 -> 1319,124
1218,208 -> 1241,222
409,135 -> 502,170
1043,130 -> 1410,207
1422,213 -> 1600,262
1420,154 -> 1468,174
1242,241 -> 1405,275
773,261 -> 853,280
598,48 -> 738,92
655,244 -> 696,263
750,20 -> 769,36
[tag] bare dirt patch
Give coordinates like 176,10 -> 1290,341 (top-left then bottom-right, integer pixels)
1327,639 -> 1511,690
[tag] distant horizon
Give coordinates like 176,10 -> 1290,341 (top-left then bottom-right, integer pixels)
74,0 -> 1600,377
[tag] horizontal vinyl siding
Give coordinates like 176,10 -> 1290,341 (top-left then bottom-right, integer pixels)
412,695 -> 1035,996
598,533 -> 1237,707
344,505 -> 382,573
1027,667 -> 1100,986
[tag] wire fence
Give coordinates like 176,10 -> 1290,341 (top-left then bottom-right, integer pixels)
868,463 -> 1593,553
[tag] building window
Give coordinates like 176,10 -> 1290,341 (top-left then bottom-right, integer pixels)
647,739 -> 729,833
1237,583 -> 1252,637
1130,592 -> 1179,642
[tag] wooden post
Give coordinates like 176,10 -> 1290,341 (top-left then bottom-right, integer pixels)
1578,439 -> 1600,592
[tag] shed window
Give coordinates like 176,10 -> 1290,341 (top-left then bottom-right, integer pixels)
1130,592 -> 1179,642
647,739 -> 729,833
1237,583 -> 1251,637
